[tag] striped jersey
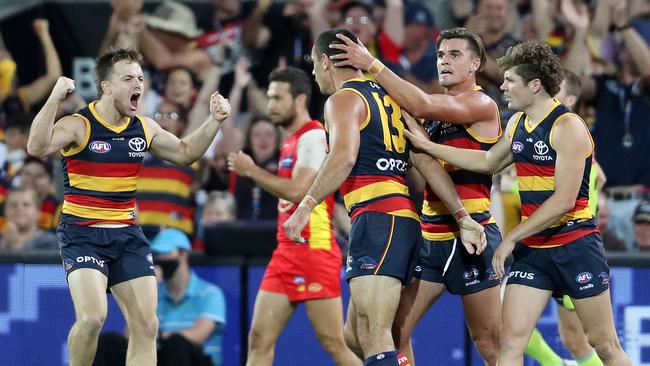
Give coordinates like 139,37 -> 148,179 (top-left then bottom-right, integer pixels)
136,154 -> 196,236
421,89 -> 501,240
276,120 -> 336,250
510,99 -> 598,247
60,101 -> 151,225
336,78 -> 417,221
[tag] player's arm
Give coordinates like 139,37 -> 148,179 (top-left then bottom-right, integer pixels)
27,77 -> 86,157
506,115 -> 592,243
148,92 -> 230,166
328,34 -> 493,124
228,130 -> 326,203
403,113 -> 518,175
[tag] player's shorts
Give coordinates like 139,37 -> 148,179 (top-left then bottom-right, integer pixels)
345,212 -> 422,285
414,223 -> 501,295
554,294 -> 576,310
507,232 -> 610,299
260,242 -> 342,302
58,223 -> 155,288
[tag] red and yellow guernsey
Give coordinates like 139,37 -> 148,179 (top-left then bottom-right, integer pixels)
60,101 -> 151,226
421,89 -> 501,240
336,78 -> 418,221
276,120 -> 336,250
510,99 -> 598,247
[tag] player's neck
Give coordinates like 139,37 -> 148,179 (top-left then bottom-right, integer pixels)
95,98 -> 127,126
445,77 -> 476,96
285,111 -> 312,135
334,69 -> 365,90
522,95 -> 558,125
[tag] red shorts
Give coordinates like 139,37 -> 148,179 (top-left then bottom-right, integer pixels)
260,241 -> 342,302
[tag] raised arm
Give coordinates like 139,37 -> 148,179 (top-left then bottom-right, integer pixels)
492,115 -> 593,277
403,112 -> 518,175
283,91 -> 363,242
27,77 -> 87,157
382,0 -> 405,47
148,92 -> 230,166
328,33 -> 494,123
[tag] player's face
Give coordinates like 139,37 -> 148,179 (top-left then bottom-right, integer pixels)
106,60 -> 144,117
267,81 -> 297,128
311,47 -> 335,95
165,69 -> 194,107
500,68 -> 534,111
437,38 -> 478,87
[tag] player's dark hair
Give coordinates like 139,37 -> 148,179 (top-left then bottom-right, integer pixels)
95,48 -> 142,96
436,27 -> 487,72
269,67 -> 313,105
314,28 -> 360,71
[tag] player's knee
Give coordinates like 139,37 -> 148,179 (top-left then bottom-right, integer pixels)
499,331 -> 528,354
316,331 -> 346,355
248,326 -> 272,351
588,332 -> 621,361
129,316 -> 158,341
474,336 -> 499,365
76,313 -> 106,336
560,330 -> 589,356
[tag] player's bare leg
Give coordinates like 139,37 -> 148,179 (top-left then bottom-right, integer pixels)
111,276 -> 158,366
462,286 -> 501,366
344,299 -> 364,358
349,275 -> 402,357
392,278 -> 445,365
498,285 -> 551,366
67,269 -> 108,366
557,303 -> 597,361
572,290 -> 632,365
246,290 -> 296,366
306,297 -> 363,365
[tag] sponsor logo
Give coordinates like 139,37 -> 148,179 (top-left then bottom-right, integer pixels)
599,271 -> 610,285
293,276 -> 305,285
509,270 -> 534,280
487,268 -> 499,281
414,265 -> 422,272
128,137 -> 146,152
465,279 -> 480,287
534,141 -> 549,155
112,137 -> 124,141
463,266 -> 480,281
376,354 -> 385,360
280,156 -> 293,169
128,151 -> 146,158
308,283 -> 323,292
376,158 -> 408,172
76,256 -> 105,268
63,258 -> 74,271
89,141 -> 111,153
575,272 -> 593,284
526,138 -> 533,142
512,141 -> 524,154
146,254 -> 153,264
579,283 -> 594,291
297,285 -> 305,292
358,256 -> 378,270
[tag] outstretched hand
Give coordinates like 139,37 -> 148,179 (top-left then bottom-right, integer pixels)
327,33 -> 375,70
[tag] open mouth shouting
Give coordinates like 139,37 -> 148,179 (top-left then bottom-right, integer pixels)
129,92 -> 141,111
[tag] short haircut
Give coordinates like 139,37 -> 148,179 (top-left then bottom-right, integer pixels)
562,69 -> 582,99
269,66 -> 313,105
497,42 -> 564,96
95,48 -> 142,96
436,27 -> 487,72
313,28 -> 360,71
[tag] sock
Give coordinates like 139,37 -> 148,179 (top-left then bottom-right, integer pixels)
397,352 -> 411,366
364,350 -> 399,366
524,328 -> 563,366
576,350 -> 604,366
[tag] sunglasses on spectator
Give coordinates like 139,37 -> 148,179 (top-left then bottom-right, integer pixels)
344,16 -> 370,25
154,111 -> 180,121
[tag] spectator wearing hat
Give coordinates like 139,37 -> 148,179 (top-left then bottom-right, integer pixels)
152,228 -> 226,366
632,201 -> 650,251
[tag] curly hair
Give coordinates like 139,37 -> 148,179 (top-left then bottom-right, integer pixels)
497,42 -> 564,96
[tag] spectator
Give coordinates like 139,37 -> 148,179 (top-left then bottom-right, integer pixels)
632,200 -> 650,251
229,116 -> 279,221
14,156 -> 61,231
3,112 -> 31,179
201,191 -> 237,226
136,101 -> 198,240
0,186 -> 57,251
598,197 -> 627,251
164,67 -> 198,111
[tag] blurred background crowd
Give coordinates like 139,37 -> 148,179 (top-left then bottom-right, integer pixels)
0,0 -> 648,256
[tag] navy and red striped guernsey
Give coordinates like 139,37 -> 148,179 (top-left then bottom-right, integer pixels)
336,78 -> 418,221
510,99 -> 598,247
60,101 -> 151,226
420,86 -> 501,241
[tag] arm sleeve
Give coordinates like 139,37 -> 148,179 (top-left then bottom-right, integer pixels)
295,129 -> 327,171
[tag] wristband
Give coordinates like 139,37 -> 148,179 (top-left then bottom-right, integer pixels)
298,195 -> 318,210
368,59 -> 386,77
453,207 -> 469,222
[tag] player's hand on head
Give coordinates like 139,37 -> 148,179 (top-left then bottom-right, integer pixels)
403,114 -> 432,152
210,92 -> 231,122
492,238 -> 515,279
50,77 -> 76,102
227,150 -> 255,177
328,33 -> 374,70
458,216 -> 486,255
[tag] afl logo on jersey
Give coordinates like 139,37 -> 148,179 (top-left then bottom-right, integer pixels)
512,141 -> 524,154
89,141 -> 111,153
129,137 -> 147,152
575,272 -> 593,284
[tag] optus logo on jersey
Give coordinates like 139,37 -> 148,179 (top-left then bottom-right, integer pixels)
89,140 -> 111,153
